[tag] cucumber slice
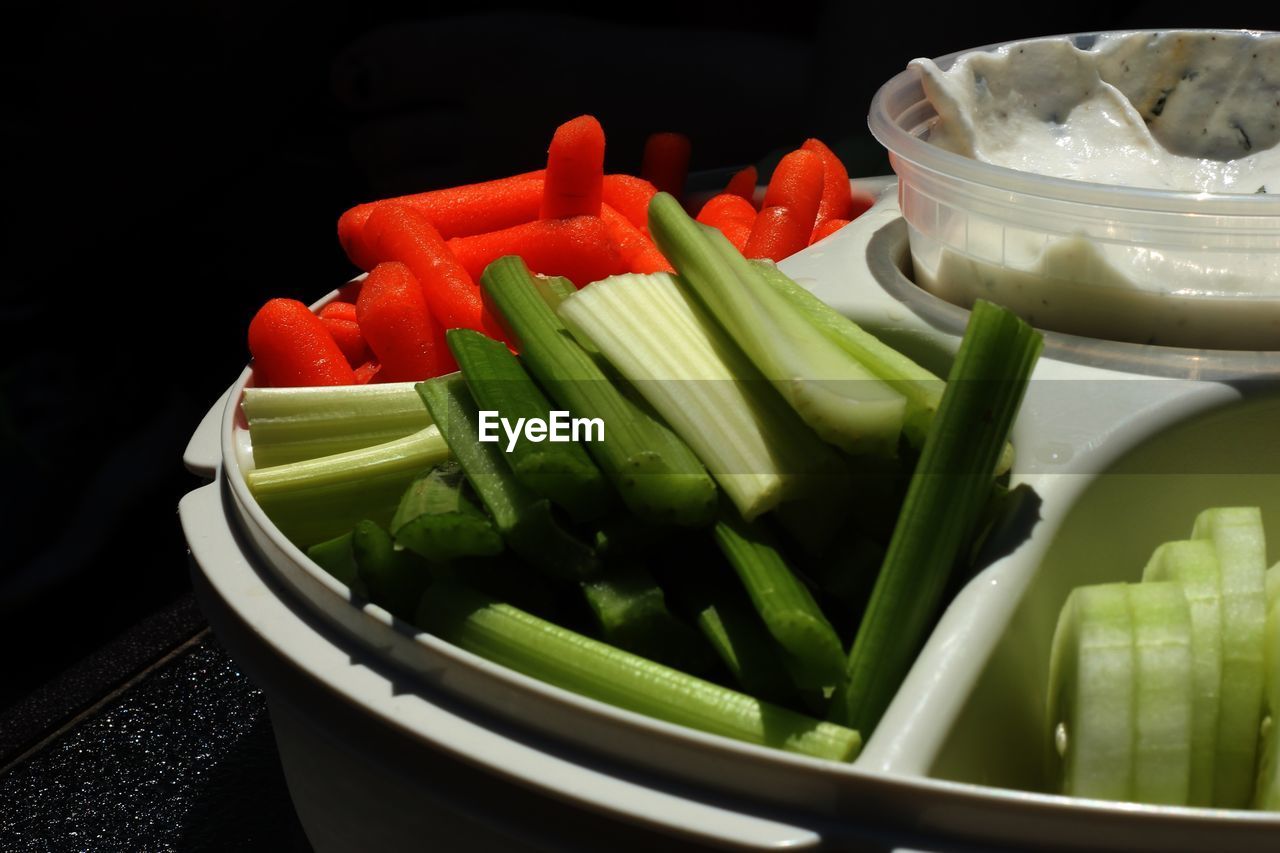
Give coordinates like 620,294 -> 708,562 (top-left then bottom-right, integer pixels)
1047,583 -> 1135,801
1127,582 -> 1194,806
1141,539 -> 1222,806
1256,600 -> 1279,810
1192,507 -> 1268,808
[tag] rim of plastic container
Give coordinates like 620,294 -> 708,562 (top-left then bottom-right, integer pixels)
869,29 -> 1280,216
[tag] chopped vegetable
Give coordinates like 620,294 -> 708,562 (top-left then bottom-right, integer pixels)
640,131 -> 692,199
557,271 -> 844,520
649,192 -> 908,455
749,260 -> 944,447
809,217 -> 851,245
481,255 -> 717,527
416,580 -> 861,761
1192,507 -> 1268,808
246,425 -> 450,547
724,165 -> 758,202
352,519 -> 432,621
696,193 -> 756,252
242,382 -> 430,468
416,373 -> 598,579
448,217 -> 626,288
833,300 -> 1042,733
713,506 -> 846,692
541,115 -> 605,220
248,298 -> 357,388
306,532 -> 368,597
356,261 -> 453,381
363,203 -> 487,333
580,561 -> 712,672
390,462 -> 504,562
600,203 -> 673,274
1142,539 -> 1223,806
762,148 -> 824,236
800,138 -> 855,226
337,170 -> 545,269
601,174 -> 658,231
744,206 -> 810,262
446,328 -> 609,521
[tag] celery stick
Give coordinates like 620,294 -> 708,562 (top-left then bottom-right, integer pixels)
306,532 -> 368,597
750,260 -> 943,447
417,374 -> 598,580
1191,507 -> 1268,808
447,328 -> 610,521
390,463 -> 504,562
352,519 -> 432,621
559,272 -> 848,520
649,193 -> 906,455
416,581 -> 861,761
243,383 -> 430,467
481,255 -> 717,527
580,561 -> 714,673
833,300 -> 1042,734
662,562 -> 797,705
714,507 -> 846,692
531,274 -> 577,310
246,425 -> 449,548
592,515 -> 675,555
1257,599 -> 1280,809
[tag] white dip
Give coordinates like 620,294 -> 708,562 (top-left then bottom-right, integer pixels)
904,30 -> 1280,349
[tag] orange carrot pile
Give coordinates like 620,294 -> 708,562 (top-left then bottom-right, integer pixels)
247,117 -> 874,388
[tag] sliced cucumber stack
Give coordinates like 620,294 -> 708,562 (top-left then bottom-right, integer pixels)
1048,506 -> 1273,810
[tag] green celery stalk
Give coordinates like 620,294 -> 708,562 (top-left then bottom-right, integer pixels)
416,581 -> 861,762
243,383 -> 430,468
352,519 -> 432,621
446,328 -> 610,521
390,462 -> 504,562
580,561 -> 714,673
557,271 -> 848,521
713,506 -> 846,692
417,374 -> 598,580
832,300 -> 1042,734
749,260 -> 943,447
481,255 -> 717,527
306,532 -> 369,597
648,193 -> 906,455
531,274 -> 578,310
246,425 -> 449,548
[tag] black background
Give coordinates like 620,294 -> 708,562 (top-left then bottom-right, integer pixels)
1,0 -> 1272,802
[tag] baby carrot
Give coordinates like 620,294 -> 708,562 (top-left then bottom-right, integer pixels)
697,193 -> 757,253
356,261 -> 454,382
763,149 -> 824,238
743,205 -> 810,262
801,138 -> 855,225
602,174 -> 658,231
320,316 -> 370,367
541,115 -> 605,220
363,203 -> 485,333
248,298 -> 356,388
317,301 -> 358,323
338,170 -> 545,270
725,165 -> 758,203
354,360 -> 381,384
641,132 -> 692,200
448,217 -> 627,287
809,217 -> 852,245
601,203 -> 672,274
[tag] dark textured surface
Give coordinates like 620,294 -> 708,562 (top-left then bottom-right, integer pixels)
0,637 -> 310,852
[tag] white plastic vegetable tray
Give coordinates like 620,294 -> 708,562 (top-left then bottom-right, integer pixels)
180,179 -> 1280,851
